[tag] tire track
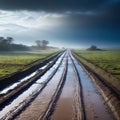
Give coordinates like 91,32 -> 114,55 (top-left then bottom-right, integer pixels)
0,52 -> 63,106
44,52 -> 85,120
71,51 -> 115,120
38,55 -> 68,120
15,52 -> 68,120
69,53 -> 86,120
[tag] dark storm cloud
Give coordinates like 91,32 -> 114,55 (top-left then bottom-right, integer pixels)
0,0 -> 108,11
0,0 -> 120,47
0,0 -> 119,27
53,1 -> 120,47
61,1 -> 120,37
64,1 -> 120,27
0,0 -> 119,26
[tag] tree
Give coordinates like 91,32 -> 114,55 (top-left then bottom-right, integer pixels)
0,37 -> 4,41
42,40 -> 49,49
35,40 -> 49,49
0,37 -> 13,45
6,37 -> 14,44
90,45 -> 97,50
36,40 -> 42,48
0,36 -> 30,51
87,45 -> 101,51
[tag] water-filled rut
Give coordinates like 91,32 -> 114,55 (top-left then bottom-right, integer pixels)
50,56 -> 82,120
70,52 -> 114,120
15,52 -> 68,120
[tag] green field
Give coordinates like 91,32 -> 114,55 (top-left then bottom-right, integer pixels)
73,50 -> 120,80
0,50 -> 59,78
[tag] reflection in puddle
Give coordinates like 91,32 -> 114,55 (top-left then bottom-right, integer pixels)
51,57 -> 80,120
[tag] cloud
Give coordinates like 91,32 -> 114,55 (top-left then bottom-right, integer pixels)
0,10 -> 65,30
0,10 -> 68,46
0,23 -> 27,31
0,1 -> 120,30
0,0 -> 106,11
0,0 -> 120,48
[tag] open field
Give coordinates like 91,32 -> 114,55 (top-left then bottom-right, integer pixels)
0,50 -> 59,78
73,50 -> 120,80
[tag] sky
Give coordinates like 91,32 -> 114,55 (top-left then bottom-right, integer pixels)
0,0 -> 120,48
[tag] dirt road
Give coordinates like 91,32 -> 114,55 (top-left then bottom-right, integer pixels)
0,50 -> 116,120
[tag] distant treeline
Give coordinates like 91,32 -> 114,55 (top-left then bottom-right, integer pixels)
0,37 -> 53,51
0,37 -> 29,51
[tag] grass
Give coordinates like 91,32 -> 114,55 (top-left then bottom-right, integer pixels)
0,50 -> 59,78
73,50 -> 120,80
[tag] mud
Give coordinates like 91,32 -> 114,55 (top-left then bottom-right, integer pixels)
0,52 -> 66,120
0,52 -> 64,107
51,57 -> 81,120
15,53 -> 67,120
72,54 -> 115,120
0,50 -> 117,120
0,52 -> 62,90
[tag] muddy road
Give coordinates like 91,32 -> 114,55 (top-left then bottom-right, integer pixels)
0,50 -> 116,120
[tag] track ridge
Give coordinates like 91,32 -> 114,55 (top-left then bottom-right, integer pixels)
69,52 -> 86,120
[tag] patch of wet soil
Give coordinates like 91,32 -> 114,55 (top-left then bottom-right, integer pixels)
15,55 -> 67,120
51,57 -> 81,120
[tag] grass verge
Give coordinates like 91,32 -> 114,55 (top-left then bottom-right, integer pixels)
72,50 -> 120,93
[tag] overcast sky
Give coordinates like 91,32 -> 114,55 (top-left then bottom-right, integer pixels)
0,0 -> 120,48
